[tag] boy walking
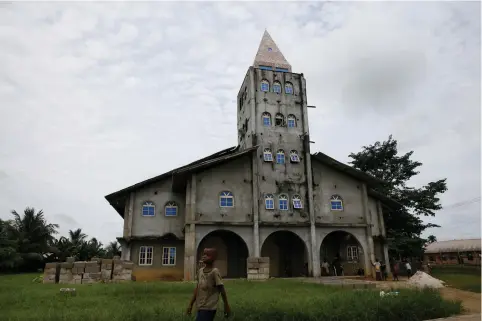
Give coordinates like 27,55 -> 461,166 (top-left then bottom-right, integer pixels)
187,248 -> 231,321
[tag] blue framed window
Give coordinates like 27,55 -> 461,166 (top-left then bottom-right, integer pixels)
162,247 -> 176,266
287,115 -> 296,128
265,194 -> 274,210
290,150 -> 300,163
285,83 -> 293,94
330,195 -> 344,211
276,150 -> 285,164
263,148 -> 273,162
292,195 -> 303,209
276,67 -> 289,72
220,191 -> 234,207
165,202 -> 178,216
261,80 -> 270,92
262,112 -> 271,126
259,65 -> 273,71
273,82 -> 281,93
142,201 -> 155,216
279,195 -> 288,210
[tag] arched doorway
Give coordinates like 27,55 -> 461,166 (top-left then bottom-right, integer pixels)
320,231 -> 365,276
197,230 -> 249,278
261,231 -> 308,277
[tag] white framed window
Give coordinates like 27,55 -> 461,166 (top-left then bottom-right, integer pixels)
276,150 -> 285,164
287,115 -> 296,128
330,195 -> 344,211
260,79 -> 270,92
285,82 -> 293,94
273,81 -> 282,93
165,201 -> 178,216
262,112 -> 271,127
142,201 -> 155,216
162,247 -> 176,266
275,113 -> 285,127
219,191 -> 234,207
265,194 -> 275,210
139,246 -> 153,265
347,246 -> 358,262
292,194 -> 303,209
263,148 -> 273,162
279,194 -> 289,210
290,150 -> 300,163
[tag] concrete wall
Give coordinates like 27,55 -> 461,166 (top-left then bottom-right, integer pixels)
195,156 -> 253,223
367,197 -> 381,235
130,180 -> 185,239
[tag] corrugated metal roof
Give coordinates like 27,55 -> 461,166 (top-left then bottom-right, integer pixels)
424,239 -> 481,253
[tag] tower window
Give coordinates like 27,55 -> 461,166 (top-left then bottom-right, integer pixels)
220,191 -> 234,207
262,112 -> 271,127
268,47 -> 273,52
261,80 -> 270,92
165,201 -> 178,216
275,113 -> 285,127
287,115 -> 296,128
273,82 -> 282,93
290,150 -> 300,163
276,67 -> 289,73
263,148 -> 273,162
142,201 -> 155,216
330,195 -> 344,211
265,194 -> 274,210
276,149 -> 285,164
285,83 -> 293,94
292,195 -> 303,209
279,194 -> 289,210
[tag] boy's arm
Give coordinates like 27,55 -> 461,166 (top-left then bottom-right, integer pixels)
187,284 -> 198,315
214,269 -> 231,315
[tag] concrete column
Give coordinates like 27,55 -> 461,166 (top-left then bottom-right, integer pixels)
361,184 -> 375,277
377,200 -> 391,273
252,150 -> 260,257
184,175 -> 198,281
123,192 -> 135,237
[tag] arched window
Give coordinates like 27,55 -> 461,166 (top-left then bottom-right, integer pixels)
292,195 -> 303,209
287,114 -> 296,128
260,80 -> 270,92
219,191 -> 234,208
142,201 -> 155,216
275,113 -> 285,127
263,148 -> 273,162
276,149 -> 285,165
165,201 -> 178,216
265,194 -> 274,210
278,194 -> 288,210
285,82 -> 293,94
289,150 -> 300,163
273,81 -> 282,93
330,195 -> 343,211
262,112 -> 271,127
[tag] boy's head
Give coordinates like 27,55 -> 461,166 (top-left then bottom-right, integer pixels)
201,248 -> 217,264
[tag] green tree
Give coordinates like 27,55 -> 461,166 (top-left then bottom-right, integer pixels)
84,237 -> 105,259
0,218 -> 22,271
104,241 -> 121,258
348,135 -> 447,258
67,228 -> 87,259
427,235 -> 437,244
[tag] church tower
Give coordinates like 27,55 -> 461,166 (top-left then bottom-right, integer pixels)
237,30 -> 315,230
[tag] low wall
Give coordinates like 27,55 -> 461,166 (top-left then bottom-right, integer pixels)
247,257 -> 270,280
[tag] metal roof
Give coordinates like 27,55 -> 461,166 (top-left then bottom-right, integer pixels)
424,239 -> 481,253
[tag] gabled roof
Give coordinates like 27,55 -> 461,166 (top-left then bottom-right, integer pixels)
253,30 -> 292,71
424,239 -> 481,254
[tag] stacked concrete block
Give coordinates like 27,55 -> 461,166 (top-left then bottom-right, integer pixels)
112,260 -> 134,283
58,262 -> 74,284
247,257 -> 270,280
71,261 -> 86,284
82,261 -> 101,284
101,259 -> 113,282
43,262 -> 59,284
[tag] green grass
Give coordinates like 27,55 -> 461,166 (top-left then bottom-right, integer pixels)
0,273 -> 463,321
431,266 -> 481,293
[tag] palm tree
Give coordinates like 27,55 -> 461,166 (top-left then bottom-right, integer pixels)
427,235 -> 437,244
105,241 -> 121,258
0,218 -> 22,270
85,237 -> 105,259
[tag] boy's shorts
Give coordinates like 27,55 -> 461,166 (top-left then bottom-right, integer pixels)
196,309 -> 217,321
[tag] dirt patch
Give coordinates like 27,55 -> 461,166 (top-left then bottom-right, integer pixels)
440,287 -> 481,314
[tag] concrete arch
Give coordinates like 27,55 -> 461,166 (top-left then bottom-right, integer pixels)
319,230 -> 367,276
260,230 -> 310,277
197,229 -> 249,278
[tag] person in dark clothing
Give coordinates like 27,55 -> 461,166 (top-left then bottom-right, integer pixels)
380,262 -> 387,281
332,255 -> 342,276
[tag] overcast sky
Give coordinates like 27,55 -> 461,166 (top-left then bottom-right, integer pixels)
0,1 -> 480,245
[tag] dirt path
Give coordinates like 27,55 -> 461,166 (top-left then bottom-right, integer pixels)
440,287 -> 481,314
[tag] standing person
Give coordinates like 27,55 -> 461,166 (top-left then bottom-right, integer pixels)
392,260 -> 400,281
332,255 -> 341,276
321,259 -> 330,276
405,261 -> 412,278
187,248 -> 231,321
372,258 -> 382,281
380,261 -> 387,281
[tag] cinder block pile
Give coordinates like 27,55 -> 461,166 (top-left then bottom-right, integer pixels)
82,261 -> 102,284
112,260 -> 134,283
101,259 -> 113,282
43,262 -> 59,284
58,262 -> 74,284
247,257 -> 270,280
72,261 -> 85,284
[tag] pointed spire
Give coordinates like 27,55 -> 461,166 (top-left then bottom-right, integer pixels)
253,30 -> 292,72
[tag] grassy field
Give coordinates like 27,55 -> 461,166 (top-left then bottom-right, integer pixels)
0,273 -> 463,321
431,265 -> 481,293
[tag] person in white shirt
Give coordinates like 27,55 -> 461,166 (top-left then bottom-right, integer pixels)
405,261 -> 412,278
321,259 -> 330,276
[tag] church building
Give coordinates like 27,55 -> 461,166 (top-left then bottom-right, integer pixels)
105,31 -> 399,281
